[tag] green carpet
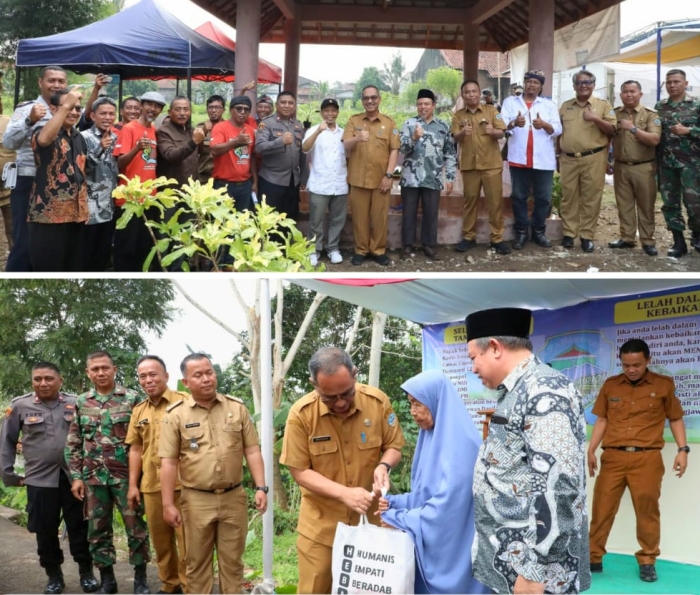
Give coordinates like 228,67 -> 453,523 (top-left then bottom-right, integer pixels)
587,553 -> 700,594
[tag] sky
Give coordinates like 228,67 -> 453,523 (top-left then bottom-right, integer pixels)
132,0 -> 698,83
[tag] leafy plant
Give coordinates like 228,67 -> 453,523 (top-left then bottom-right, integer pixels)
551,172 -> 563,216
113,176 -> 318,272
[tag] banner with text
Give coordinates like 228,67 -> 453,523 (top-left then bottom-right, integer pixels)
422,285 -> 700,442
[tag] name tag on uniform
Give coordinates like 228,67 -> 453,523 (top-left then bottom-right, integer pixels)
609,397 -> 621,402
138,419 -> 150,425
185,422 -> 200,428
491,415 -> 509,425
312,435 -> 331,442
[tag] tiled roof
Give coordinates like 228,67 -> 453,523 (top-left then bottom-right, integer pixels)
440,50 -> 511,76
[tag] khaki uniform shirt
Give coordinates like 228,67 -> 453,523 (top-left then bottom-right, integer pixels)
125,388 -> 188,493
342,113 -> 400,189
613,105 -> 662,163
450,105 -> 506,171
559,97 -> 617,154
0,392 -> 77,488
281,384 -> 405,546
592,370 -> 685,449
159,393 -> 259,491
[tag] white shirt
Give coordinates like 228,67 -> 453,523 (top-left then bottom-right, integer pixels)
303,124 -> 348,195
501,95 -> 562,171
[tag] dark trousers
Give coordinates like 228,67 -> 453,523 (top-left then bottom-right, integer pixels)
26,472 -> 91,571
401,186 -> 440,247
83,220 -> 115,272
6,175 -> 33,272
213,178 -> 253,212
510,167 -> 554,233
28,222 -> 86,272
113,207 -> 157,272
259,176 -> 300,221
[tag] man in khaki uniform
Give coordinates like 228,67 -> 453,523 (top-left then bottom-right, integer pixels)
159,354 -> 267,595
558,69 -> 617,252
281,347 -> 405,594
126,356 -> 188,594
342,86 -> 400,266
609,81 -> 662,256
451,80 -> 510,255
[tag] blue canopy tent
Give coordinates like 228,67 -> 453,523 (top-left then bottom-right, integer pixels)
14,0 -> 236,104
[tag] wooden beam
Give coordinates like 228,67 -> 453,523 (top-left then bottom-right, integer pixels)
471,0 -> 518,24
271,0 -> 296,20
297,5 -> 464,25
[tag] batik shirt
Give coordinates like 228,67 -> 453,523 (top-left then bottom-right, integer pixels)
65,386 -> 143,485
654,94 -> 700,168
399,116 -> 456,190
472,355 -> 591,594
81,126 -> 118,225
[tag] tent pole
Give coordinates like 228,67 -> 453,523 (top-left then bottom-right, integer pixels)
118,78 -> 123,113
187,68 -> 192,101
176,79 -> 180,96
656,26 -> 662,102
14,66 -> 21,108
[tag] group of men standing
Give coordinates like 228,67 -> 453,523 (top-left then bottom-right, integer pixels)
1,351 -> 268,595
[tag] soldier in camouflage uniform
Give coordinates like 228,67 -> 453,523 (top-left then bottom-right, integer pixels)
654,69 -> 700,257
65,350 -> 151,594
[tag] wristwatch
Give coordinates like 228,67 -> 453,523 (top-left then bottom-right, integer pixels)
378,462 -> 392,473
255,486 -> 269,493
384,173 -> 393,179
678,446 -> 690,454
630,126 -> 638,135
24,116 -> 33,127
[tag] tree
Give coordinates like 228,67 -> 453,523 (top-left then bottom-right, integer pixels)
381,52 -> 407,96
426,66 -> 462,105
122,79 -> 158,100
354,67 -> 389,101
401,79 -> 427,108
0,279 -> 176,399
311,80 -> 330,101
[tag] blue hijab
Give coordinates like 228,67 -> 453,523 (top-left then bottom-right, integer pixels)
381,370 -> 488,594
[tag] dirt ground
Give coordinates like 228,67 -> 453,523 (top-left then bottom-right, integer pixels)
1,191 -> 699,273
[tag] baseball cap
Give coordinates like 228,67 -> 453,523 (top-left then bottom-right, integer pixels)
140,91 -> 167,106
320,98 -> 340,110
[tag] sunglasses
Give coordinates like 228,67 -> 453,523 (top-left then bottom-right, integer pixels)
575,80 -> 594,86
233,106 -> 251,113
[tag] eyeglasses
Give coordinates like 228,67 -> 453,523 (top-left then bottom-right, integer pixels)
575,80 -> 594,86
208,105 -> 224,110
362,95 -> 379,101
233,106 -> 251,113
61,105 -> 82,112
316,385 -> 356,404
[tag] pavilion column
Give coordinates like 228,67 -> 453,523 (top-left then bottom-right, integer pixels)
283,18 -> 301,97
462,9 -> 480,81
529,0 -> 555,97
236,0 -> 262,112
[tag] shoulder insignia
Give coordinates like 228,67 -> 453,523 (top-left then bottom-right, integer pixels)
166,400 -> 184,412
223,394 -> 245,404
5,407 -> 11,418
609,110 -> 615,115
16,100 -> 34,108
653,118 -> 661,126
392,128 -> 399,135
495,113 -> 502,120
10,392 -> 32,403
387,412 -> 397,427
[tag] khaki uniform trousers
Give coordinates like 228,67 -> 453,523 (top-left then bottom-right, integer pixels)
461,169 -> 504,242
180,487 -> 248,594
296,533 -> 333,594
143,492 -> 187,593
589,449 -> 665,566
349,186 -> 390,256
613,161 -> 657,246
559,151 -> 608,239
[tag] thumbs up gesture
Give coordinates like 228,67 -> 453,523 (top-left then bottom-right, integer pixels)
461,119 -> 473,136
582,105 -> 597,122
360,125 -> 370,142
532,112 -> 545,130
413,123 -> 424,141
514,111 -> 526,127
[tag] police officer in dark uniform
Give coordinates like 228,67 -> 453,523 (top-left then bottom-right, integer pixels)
0,362 -> 98,594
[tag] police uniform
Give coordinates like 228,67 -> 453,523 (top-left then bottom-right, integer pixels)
126,388 -> 188,593
612,105 -> 662,247
342,112 -> 401,257
558,97 -> 617,241
280,384 -> 405,594
2,96 -> 52,271
0,392 -> 92,578
450,105 -> 507,243
159,393 -> 260,595
589,370 -> 685,567
255,114 -> 305,221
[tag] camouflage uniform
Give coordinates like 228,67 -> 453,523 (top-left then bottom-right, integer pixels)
654,94 -> 700,233
65,385 -> 151,569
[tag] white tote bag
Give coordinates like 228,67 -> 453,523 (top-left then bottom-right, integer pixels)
331,515 -> 415,594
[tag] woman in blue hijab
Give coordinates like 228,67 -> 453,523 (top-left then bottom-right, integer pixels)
378,370 -> 488,594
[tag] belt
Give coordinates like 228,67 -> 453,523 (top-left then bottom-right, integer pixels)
17,167 -> 36,177
615,158 -> 655,166
563,146 -> 606,158
604,446 -> 661,452
220,179 -> 251,186
187,482 -> 241,494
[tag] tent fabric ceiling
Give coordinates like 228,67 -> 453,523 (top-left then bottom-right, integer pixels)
290,278 -> 700,326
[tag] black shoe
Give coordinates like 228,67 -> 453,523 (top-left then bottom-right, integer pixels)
640,564 -> 657,582
512,232 -> 528,250
581,238 -> 595,253
80,570 -> 100,593
372,253 -> 391,266
608,239 -> 634,249
350,254 -> 366,266
643,244 -> 658,256
157,588 -> 183,595
562,235 -> 574,248
532,230 -> 552,248
400,246 -> 412,260
134,564 -> 150,594
590,562 -> 603,573
490,241 -> 511,255
96,567 -> 118,595
455,238 -> 476,252
667,229 -> 688,258
45,574 -> 65,595
692,231 -> 700,253
422,245 -> 441,260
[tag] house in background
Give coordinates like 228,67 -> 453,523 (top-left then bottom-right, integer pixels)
412,50 -> 511,102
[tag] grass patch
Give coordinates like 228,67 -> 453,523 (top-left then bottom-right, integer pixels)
243,523 -> 299,588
